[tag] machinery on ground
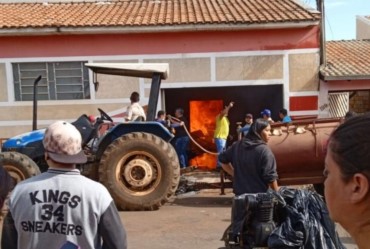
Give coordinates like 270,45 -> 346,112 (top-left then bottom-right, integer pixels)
222,191 -> 281,249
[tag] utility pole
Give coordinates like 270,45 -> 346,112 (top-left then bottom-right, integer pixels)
317,0 -> 326,67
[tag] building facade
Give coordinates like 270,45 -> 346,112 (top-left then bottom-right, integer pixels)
0,0 -> 321,140
320,40 -> 370,117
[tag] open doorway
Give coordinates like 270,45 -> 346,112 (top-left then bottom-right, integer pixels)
164,84 -> 283,168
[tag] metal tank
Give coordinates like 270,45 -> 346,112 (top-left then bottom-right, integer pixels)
268,117 -> 342,186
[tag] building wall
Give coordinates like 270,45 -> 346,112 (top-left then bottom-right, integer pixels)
0,63 -> 7,102
0,103 -> 123,138
93,59 -> 141,99
349,91 -> 370,113
289,53 -> 320,92
288,53 -> 320,112
356,16 -> 370,40
144,58 -> 211,83
0,27 -> 320,138
0,28 -> 320,58
215,55 -> 283,81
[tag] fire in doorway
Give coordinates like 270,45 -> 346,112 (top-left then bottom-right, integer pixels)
189,100 -> 223,169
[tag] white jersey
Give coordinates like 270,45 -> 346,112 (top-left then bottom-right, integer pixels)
2,168 -> 127,249
125,102 -> 146,121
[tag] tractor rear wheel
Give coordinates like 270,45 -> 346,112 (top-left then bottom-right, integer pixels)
99,132 -> 180,211
0,152 -> 40,184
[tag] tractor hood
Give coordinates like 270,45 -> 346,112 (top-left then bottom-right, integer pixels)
3,129 -> 45,149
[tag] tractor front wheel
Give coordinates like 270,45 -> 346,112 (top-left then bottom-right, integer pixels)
99,132 -> 180,211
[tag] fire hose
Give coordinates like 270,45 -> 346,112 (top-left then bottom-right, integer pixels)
167,115 -> 219,155
167,115 -> 233,195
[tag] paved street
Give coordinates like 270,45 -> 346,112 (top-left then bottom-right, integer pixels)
121,188 -> 358,249
121,189 -> 233,249
0,173 -> 358,249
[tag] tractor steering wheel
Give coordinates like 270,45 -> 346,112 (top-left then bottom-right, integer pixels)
98,108 -> 114,123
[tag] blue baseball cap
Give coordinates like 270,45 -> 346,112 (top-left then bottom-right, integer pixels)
261,109 -> 271,117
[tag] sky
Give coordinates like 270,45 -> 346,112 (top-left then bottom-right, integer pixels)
304,0 -> 370,40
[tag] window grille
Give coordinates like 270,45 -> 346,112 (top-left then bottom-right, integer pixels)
12,61 -> 90,101
328,92 -> 349,118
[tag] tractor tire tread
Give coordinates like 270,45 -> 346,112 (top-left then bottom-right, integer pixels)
99,132 -> 180,211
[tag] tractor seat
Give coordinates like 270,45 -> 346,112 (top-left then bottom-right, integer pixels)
71,115 -> 96,146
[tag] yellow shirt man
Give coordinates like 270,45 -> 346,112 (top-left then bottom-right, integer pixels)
214,102 -> 234,169
214,115 -> 230,140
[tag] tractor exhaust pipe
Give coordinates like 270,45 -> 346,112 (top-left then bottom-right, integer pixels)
32,75 -> 42,131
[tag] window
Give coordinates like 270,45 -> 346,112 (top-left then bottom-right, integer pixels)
12,61 -> 90,101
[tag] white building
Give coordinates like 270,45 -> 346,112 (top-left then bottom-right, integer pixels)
356,15 -> 370,40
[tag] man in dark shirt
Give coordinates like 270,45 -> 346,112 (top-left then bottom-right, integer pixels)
278,108 -> 292,123
170,108 -> 190,168
155,110 -> 169,127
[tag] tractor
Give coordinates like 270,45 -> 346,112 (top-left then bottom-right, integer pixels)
1,63 -> 180,211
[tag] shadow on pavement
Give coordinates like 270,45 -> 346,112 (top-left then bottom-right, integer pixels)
170,195 -> 232,208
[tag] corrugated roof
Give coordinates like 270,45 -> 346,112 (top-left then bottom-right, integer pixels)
320,40 -> 370,80
0,0 -> 320,30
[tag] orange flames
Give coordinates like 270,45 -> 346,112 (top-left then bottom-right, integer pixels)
189,100 -> 223,169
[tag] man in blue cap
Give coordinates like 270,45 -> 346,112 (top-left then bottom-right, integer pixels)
261,109 -> 274,124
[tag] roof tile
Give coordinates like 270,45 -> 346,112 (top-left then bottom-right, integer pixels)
321,40 -> 370,79
0,0 -> 320,29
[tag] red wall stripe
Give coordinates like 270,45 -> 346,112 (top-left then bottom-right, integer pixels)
0,26 -> 319,58
290,96 -> 318,111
